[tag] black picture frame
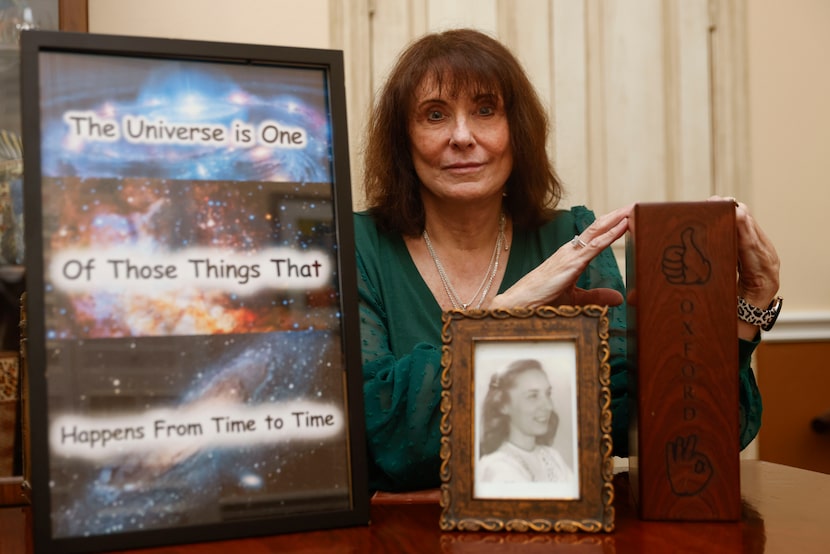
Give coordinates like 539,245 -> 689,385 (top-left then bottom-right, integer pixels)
439,306 -> 614,532
20,30 -> 368,553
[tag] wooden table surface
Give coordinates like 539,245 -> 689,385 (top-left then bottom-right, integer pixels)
1,460 -> 827,553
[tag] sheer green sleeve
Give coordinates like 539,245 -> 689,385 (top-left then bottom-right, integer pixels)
738,336 -> 763,449
356,253 -> 444,492
571,206 -> 632,456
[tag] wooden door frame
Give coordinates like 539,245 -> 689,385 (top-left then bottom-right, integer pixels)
59,0 -> 88,32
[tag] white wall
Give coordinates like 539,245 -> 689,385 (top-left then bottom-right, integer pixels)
89,0 -> 330,48
747,0 -> 830,321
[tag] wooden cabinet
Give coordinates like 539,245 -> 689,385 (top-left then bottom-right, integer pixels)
756,341 -> 830,475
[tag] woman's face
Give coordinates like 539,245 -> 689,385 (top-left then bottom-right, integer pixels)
408,78 -> 513,205
503,369 -> 554,438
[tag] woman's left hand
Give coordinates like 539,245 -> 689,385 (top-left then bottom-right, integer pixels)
709,195 -> 781,340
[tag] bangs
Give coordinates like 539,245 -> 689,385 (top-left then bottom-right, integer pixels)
409,50 -> 507,104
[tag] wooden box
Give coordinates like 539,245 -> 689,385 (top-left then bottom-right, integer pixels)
625,202 -> 740,520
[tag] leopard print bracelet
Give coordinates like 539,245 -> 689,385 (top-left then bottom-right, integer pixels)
737,296 -> 783,332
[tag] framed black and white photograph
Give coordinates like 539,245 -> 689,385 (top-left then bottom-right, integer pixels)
474,340 -> 580,500
20,30 -> 368,553
439,306 -> 614,533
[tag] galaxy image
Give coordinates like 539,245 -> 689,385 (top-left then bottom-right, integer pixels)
47,330 -> 351,537
32,48 -> 355,537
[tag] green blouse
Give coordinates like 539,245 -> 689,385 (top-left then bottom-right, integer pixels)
354,207 -> 762,492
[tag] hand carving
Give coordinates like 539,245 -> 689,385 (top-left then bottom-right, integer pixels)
665,434 -> 713,496
661,227 -> 711,285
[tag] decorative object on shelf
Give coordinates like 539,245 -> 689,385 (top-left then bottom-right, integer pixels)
0,350 -> 19,477
2,1 -> 47,266
0,1 -> 39,48
0,128 -> 24,265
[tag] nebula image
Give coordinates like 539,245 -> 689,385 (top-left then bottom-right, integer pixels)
38,51 -> 334,183
42,176 -> 338,339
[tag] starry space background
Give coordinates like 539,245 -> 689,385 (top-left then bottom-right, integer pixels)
31,49 -> 354,537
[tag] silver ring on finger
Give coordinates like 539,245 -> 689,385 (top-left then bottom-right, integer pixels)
571,234 -> 588,249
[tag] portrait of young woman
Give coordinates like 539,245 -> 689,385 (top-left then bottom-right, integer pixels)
473,342 -> 579,500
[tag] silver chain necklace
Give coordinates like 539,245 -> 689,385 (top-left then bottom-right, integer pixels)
422,213 -> 507,310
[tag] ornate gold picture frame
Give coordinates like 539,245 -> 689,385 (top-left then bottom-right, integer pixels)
439,306 -> 614,532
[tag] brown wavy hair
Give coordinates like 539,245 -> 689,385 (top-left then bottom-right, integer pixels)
362,28 -> 563,236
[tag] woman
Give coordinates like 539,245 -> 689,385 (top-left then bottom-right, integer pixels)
477,359 -> 574,487
355,29 -> 779,492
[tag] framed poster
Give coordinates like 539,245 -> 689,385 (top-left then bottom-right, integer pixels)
20,30 -> 368,553
439,306 -> 614,532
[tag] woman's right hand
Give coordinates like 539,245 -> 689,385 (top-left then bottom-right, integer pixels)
489,204 -> 633,309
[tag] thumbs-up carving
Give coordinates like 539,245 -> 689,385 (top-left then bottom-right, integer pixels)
661,227 -> 711,285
